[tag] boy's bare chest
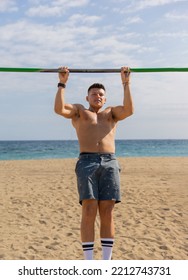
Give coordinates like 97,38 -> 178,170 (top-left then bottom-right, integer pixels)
72,109 -> 116,131
82,110 -> 112,125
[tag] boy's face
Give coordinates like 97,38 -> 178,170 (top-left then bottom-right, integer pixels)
86,88 -> 106,109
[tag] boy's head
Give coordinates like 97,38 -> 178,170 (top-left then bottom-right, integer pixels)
87,83 -> 106,94
86,83 -> 106,109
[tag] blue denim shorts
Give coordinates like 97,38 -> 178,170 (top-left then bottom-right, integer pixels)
75,153 -> 121,205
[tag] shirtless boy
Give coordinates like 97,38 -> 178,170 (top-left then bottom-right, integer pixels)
54,66 -> 134,260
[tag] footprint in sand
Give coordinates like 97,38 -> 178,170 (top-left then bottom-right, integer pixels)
28,245 -> 38,253
0,254 -> 5,259
42,236 -> 50,240
45,242 -> 60,250
159,245 -> 168,250
39,220 -> 47,225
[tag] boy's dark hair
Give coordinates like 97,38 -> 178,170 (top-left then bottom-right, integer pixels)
87,83 -> 106,94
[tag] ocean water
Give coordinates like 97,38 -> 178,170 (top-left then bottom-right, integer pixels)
0,140 -> 188,160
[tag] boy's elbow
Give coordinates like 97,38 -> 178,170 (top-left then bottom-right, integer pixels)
54,105 -> 62,115
54,106 -> 58,114
127,106 -> 134,117
130,107 -> 134,115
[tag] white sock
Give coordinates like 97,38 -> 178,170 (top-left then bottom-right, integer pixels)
82,242 -> 94,260
101,238 -> 114,260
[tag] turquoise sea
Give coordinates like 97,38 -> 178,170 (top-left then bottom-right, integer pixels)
0,139 -> 188,160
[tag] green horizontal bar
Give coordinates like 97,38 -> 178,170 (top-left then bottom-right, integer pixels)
0,67 -> 188,73
0,67 -> 42,72
131,67 -> 188,73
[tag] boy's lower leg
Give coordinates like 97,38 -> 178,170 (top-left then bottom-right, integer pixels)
81,199 -> 98,260
99,200 -> 115,260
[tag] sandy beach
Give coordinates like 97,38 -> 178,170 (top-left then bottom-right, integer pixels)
0,157 -> 188,260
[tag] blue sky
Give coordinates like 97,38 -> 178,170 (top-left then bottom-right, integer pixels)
0,0 -> 188,140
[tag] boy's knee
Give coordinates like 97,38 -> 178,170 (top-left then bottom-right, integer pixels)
99,201 -> 115,219
82,199 -> 98,219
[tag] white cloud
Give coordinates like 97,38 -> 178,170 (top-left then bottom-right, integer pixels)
126,16 -> 143,24
165,12 -> 188,21
136,0 -> 180,9
0,0 -> 18,12
90,36 -> 140,51
0,19 -> 99,67
117,15 -> 143,24
69,14 -> 101,25
150,31 -> 188,38
53,0 -> 89,8
26,0 -> 89,17
113,0 -> 182,13
0,14 -> 145,69
132,0 -> 181,10
26,5 -> 62,17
